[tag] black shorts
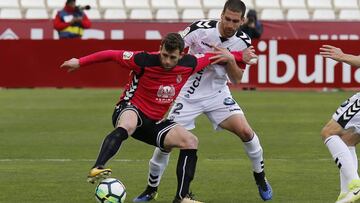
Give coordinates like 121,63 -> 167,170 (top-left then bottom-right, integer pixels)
112,101 -> 177,150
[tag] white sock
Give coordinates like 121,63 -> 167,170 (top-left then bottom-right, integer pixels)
147,147 -> 170,187
349,146 -> 358,172
340,146 -> 359,193
243,133 -> 264,173
325,135 -> 359,189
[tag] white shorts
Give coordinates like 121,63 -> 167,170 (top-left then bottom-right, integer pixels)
167,90 -> 244,130
332,92 -> 360,134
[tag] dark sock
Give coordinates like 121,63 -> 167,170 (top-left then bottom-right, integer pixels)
139,185 -> 157,197
93,127 -> 128,168
175,149 -> 197,199
254,171 -> 268,189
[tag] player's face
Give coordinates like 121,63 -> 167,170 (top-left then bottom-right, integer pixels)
159,46 -> 183,70
220,9 -> 244,38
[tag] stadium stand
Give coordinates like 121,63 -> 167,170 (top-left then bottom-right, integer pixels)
21,0 -> 46,9
46,0 -> 64,9
281,0 -> 307,10
98,0 -> 124,10
286,8 -> 310,20
0,0 -> 359,20
177,0 -> 202,10
151,0 -> 176,9
312,9 -> 336,20
125,0 -> 150,9
0,0 -> 20,9
182,8 -> 205,21
155,9 -> 179,20
84,9 -> 101,19
207,8 -> 223,19
104,8 -> 127,20
0,8 -> 22,19
338,9 -> 360,20
129,8 -> 152,19
260,8 -> 284,20
25,8 -> 49,19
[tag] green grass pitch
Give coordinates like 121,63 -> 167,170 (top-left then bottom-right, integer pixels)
0,89 -> 357,202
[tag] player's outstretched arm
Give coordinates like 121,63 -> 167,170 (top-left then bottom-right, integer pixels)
209,46 -> 258,65
320,45 -> 360,67
61,58 -> 80,72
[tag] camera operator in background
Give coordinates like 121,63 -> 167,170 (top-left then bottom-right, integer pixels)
241,9 -> 263,39
53,0 -> 91,39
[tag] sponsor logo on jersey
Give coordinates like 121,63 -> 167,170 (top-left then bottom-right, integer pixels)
194,53 -> 205,58
186,70 -> 204,95
156,85 -> 176,103
223,97 -> 236,105
176,74 -> 182,83
181,27 -> 191,37
123,51 -> 133,60
201,41 -> 212,48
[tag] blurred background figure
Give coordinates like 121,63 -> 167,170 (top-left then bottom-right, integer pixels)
241,9 -> 263,39
53,0 -> 91,39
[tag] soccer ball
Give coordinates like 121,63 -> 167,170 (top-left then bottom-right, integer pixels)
95,178 -> 126,203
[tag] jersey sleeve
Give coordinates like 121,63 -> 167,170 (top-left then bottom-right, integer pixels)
193,51 -> 244,72
79,50 -> 142,73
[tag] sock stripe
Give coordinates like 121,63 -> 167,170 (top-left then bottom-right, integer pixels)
335,158 -> 342,169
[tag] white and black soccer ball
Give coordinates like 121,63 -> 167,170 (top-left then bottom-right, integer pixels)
95,178 -> 126,203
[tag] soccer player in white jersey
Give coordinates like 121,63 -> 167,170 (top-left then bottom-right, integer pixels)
133,0 -> 273,202
320,45 -> 360,203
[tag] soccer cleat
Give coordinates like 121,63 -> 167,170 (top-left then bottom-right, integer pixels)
172,193 -> 204,203
254,171 -> 273,201
336,179 -> 360,203
133,190 -> 158,202
87,167 -> 112,184
337,192 -> 348,202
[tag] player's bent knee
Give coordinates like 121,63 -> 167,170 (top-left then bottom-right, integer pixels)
181,135 -> 198,149
320,126 -> 331,140
110,127 -> 129,142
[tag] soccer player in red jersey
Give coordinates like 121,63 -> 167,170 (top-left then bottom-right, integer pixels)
60,33 -> 257,203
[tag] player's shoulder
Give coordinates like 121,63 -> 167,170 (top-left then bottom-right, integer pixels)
177,54 -> 198,68
133,51 -> 160,67
235,30 -> 252,47
182,20 -> 218,37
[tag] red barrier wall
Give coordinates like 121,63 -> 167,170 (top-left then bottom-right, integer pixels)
1,40 -> 359,88
0,40 -> 160,87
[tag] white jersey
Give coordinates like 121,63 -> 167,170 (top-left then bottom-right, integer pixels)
332,92 -> 360,134
179,20 -> 251,101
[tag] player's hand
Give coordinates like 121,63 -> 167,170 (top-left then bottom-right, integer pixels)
319,45 -> 345,61
60,58 -> 80,72
242,46 -> 258,65
209,46 -> 235,65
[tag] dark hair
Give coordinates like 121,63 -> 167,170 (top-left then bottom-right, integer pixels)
66,0 -> 76,4
160,33 -> 184,53
222,0 -> 246,18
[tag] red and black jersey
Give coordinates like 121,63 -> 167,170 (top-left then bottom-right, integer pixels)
79,50 -> 242,120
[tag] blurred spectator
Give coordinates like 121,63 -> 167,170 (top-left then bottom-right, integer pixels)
241,9 -> 263,39
53,0 -> 91,39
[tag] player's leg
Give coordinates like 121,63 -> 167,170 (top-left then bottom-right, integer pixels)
323,94 -> 360,202
163,125 -> 202,203
206,94 -> 272,201
134,99 -> 202,202
338,131 -> 359,201
220,114 -> 272,201
133,147 -> 169,202
88,105 -> 138,184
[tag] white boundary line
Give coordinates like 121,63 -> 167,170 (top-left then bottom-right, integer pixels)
0,158 -> 335,162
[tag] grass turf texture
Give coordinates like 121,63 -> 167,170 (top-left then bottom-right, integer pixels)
0,89 -> 356,202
